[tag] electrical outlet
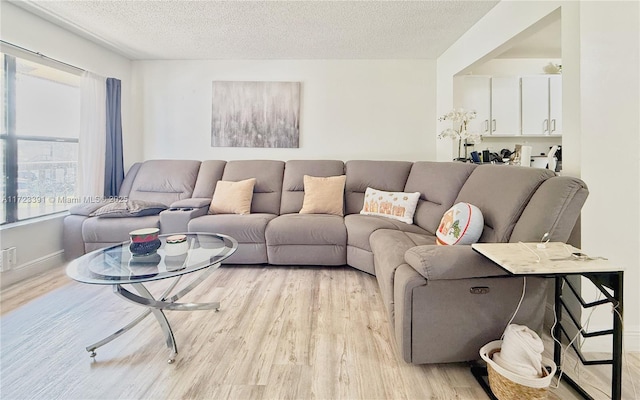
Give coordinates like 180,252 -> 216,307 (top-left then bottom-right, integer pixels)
7,247 -> 17,269
0,248 -> 17,272
0,249 -> 8,272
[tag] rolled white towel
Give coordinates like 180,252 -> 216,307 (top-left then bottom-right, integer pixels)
493,324 -> 544,378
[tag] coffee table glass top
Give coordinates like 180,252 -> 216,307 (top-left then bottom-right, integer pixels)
67,233 -> 237,285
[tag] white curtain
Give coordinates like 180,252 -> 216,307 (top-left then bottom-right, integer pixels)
78,71 -> 107,199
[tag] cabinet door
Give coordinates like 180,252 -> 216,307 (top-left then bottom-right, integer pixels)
491,76 -> 520,135
522,76 -> 550,135
462,76 -> 491,135
549,75 -> 562,135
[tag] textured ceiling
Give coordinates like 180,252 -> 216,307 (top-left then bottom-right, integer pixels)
11,0 -> 500,60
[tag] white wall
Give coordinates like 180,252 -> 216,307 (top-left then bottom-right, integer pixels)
0,2 -> 135,287
132,60 -> 436,161
0,215 -> 65,288
437,1 -> 640,351
578,1 -> 639,351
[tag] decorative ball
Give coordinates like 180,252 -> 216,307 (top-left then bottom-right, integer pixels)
436,202 -> 484,245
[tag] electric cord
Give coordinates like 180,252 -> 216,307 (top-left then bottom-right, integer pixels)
502,276 -> 527,339
549,286 -> 599,390
569,293 -> 610,398
549,291 -> 637,399
518,241 -> 541,263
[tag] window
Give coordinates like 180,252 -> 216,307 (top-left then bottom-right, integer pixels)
1,52 -> 80,224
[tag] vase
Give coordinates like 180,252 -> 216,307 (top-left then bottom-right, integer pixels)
454,139 -> 467,162
130,239 -> 161,257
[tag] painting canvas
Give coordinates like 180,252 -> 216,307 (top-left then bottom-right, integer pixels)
211,81 -> 301,148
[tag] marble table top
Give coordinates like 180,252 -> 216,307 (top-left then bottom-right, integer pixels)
472,242 -> 623,275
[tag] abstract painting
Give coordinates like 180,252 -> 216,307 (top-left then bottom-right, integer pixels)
211,81 -> 301,148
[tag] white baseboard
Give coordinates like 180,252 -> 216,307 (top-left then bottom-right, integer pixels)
0,250 -> 65,289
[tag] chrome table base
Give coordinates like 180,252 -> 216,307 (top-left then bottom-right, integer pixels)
85,263 -> 220,364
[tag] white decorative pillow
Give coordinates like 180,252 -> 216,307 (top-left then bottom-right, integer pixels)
209,178 -> 256,215
360,187 -> 420,224
300,175 -> 346,216
436,202 -> 484,245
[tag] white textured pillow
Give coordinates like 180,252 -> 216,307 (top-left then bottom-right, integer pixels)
436,202 -> 484,245
209,178 -> 256,215
299,175 -> 346,216
360,187 -> 420,224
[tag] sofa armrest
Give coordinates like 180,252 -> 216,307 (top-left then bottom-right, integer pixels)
404,244 -> 508,281
169,197 -> 212,209
68,201 -> 111,216
160,206 -> 209,234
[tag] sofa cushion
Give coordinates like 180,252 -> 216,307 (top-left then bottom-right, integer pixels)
360,187 -> 420,224
280,160 -> 345,214
90,200 -> 168,218
345,214 -> 429,253
435,202 -> 484,245
191,160 -> 227,199
127,160 -> 201,205
82,215 -> 160,244
266,214 -> 347,246
209,178 -> 256,215
266,214 -> 346,265
299,175 -> 346,216
510,176 -> 588,244
221,160 -> 284,215
404,161 -> 477,234
346,214 -> 429,274
345,160 -> 413,215
188,213 -> 276,244
455,165 -> 555,243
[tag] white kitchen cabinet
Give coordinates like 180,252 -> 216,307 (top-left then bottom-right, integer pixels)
491,76 -> 520,135
522,75 -> 562,136
549,75 -> 562,135
462,76 -> 491,135
462,76 -> 520,136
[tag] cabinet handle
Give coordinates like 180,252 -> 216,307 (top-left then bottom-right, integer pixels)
543,119 -> 549,133
492,119 -> 496,132
551,119 -> 556,133
483,120 -> 489,133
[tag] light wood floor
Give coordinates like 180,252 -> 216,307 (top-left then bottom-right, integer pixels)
1,265 -> 638,400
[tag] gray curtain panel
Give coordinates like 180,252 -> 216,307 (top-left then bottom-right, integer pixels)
105,78 -> 124,196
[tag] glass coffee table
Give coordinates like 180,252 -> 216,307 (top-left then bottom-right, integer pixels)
66,232 -> 237,364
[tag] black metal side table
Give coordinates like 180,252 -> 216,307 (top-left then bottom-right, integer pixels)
471,242 -> 624,400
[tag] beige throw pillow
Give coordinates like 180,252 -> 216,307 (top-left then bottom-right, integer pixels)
299,175 -> 346,216
209,178 -> 256,215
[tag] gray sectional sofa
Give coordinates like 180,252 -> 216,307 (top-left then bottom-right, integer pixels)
63,159 -> 588,364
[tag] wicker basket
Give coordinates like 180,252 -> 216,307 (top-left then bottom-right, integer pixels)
480,340 -> 556,400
